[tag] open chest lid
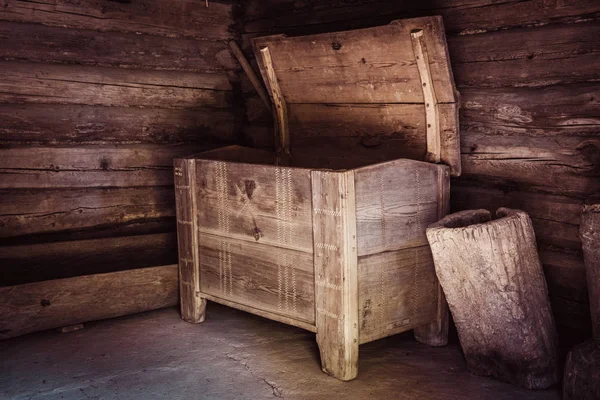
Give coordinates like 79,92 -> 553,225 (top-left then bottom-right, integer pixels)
252,16 -> 461,176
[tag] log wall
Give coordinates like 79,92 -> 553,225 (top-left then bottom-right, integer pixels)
0,0 -> 241,286
237,0 -> 600,341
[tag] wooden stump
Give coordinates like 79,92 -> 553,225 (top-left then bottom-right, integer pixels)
580,204 -> 600,337
563,204 -> 600,400
563,339 -> 600,400
426,208 -> 558,389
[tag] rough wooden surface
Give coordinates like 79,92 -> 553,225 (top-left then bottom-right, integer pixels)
0,0 -> 238,289
199,233 -> 315,324
581,204 -> 600,338
357,246 -> 439,344
251,16 -> 461,175
311,170 -> 359,381
195,158 -> 313,252
0,265 -> 179,340
563,339 -> 600,400
1,0 -> 233,40
426,208 -> 558,389
174,158 -> 206,323
238,1 -> 600,335
0,233 -> 177,287
414,164 -> 451,346
354,159 -> 447,256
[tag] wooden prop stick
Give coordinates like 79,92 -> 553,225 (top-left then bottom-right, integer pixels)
258,46 -> 290,160
228,40 -> 272,113
410,29 -> 441,164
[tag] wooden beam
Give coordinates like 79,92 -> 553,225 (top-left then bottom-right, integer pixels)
410,29 -> 441,164
229,40 -> 272,113
312,170 -> 359,381
0,265 -> 179,340
257,46 -> 290,159
174,159 -> 206,323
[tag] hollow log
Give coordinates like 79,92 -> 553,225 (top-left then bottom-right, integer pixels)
563,339 -> 600,400
426,208 -> 558,389
562,204 -> 600,400
581,204 -> 600,338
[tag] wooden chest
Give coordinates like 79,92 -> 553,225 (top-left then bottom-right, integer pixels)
175,16 -> 460,381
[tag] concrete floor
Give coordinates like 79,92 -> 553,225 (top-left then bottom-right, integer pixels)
1,304 -> 560,400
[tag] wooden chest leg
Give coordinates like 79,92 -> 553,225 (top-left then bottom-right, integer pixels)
174,158 -> 206,324
414,283 -> 449,346
312,170 -> 359,381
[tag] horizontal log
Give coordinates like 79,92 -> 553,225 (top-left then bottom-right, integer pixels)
0,144 -> 210,188
243,0 -> 600,36
551,296 -> 592,345
0,187 -> 175,238
0,20 -> 237,73
1,0 -> 233,40
449,21 -> 600,88
451,183 -> 583,249
0,264 -> 178,340
0,104 -> 237,145
540,250 -> 588,303
0,233 -> 178,286
460,84 -> 600,137
460,134 -> 600,197
0,61 -> 232,109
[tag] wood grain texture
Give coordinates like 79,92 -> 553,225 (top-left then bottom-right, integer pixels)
540,250 -> 588,304
0,233 -> 177,287
0,104 -> 236,145
451,183 -> 584,250
0,0 -> 234,40
563,339 -> 600,400
411,28 -> 441,163
0,144 -> 207,188
358,246 -> 438,344
312,170 -> 359,381
199,233 -> 315,324
450,21 -> 600,89
459,84 -> 600,137
195,158 -> 314,253
252,16 -> 458,104
198,292 -> 317,332
0,61 -> 232,109
354,159 -> 447,256
414,163 -> 450,346
581,204 -> 600,338
257,46 -> 290,157
174,158 -> 205,323
0,20 -> 237,73
0,187 -> 175,239
0,264 -> 178,340
426,208 -> 559,389
460,134 -> 600,197
239,0 -> 600,337
243,0 -> 600,36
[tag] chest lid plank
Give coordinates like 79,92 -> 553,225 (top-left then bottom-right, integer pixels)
252,16 -> 461,176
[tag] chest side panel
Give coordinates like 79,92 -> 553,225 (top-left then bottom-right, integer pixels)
358,246 -> 438,344
354,159 -> 448,257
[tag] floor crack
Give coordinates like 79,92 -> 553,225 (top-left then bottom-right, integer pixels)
225,354 -> 283,398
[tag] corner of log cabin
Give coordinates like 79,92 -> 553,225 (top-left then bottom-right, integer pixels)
0,0 -> 598,377
0,0 -> 243,332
